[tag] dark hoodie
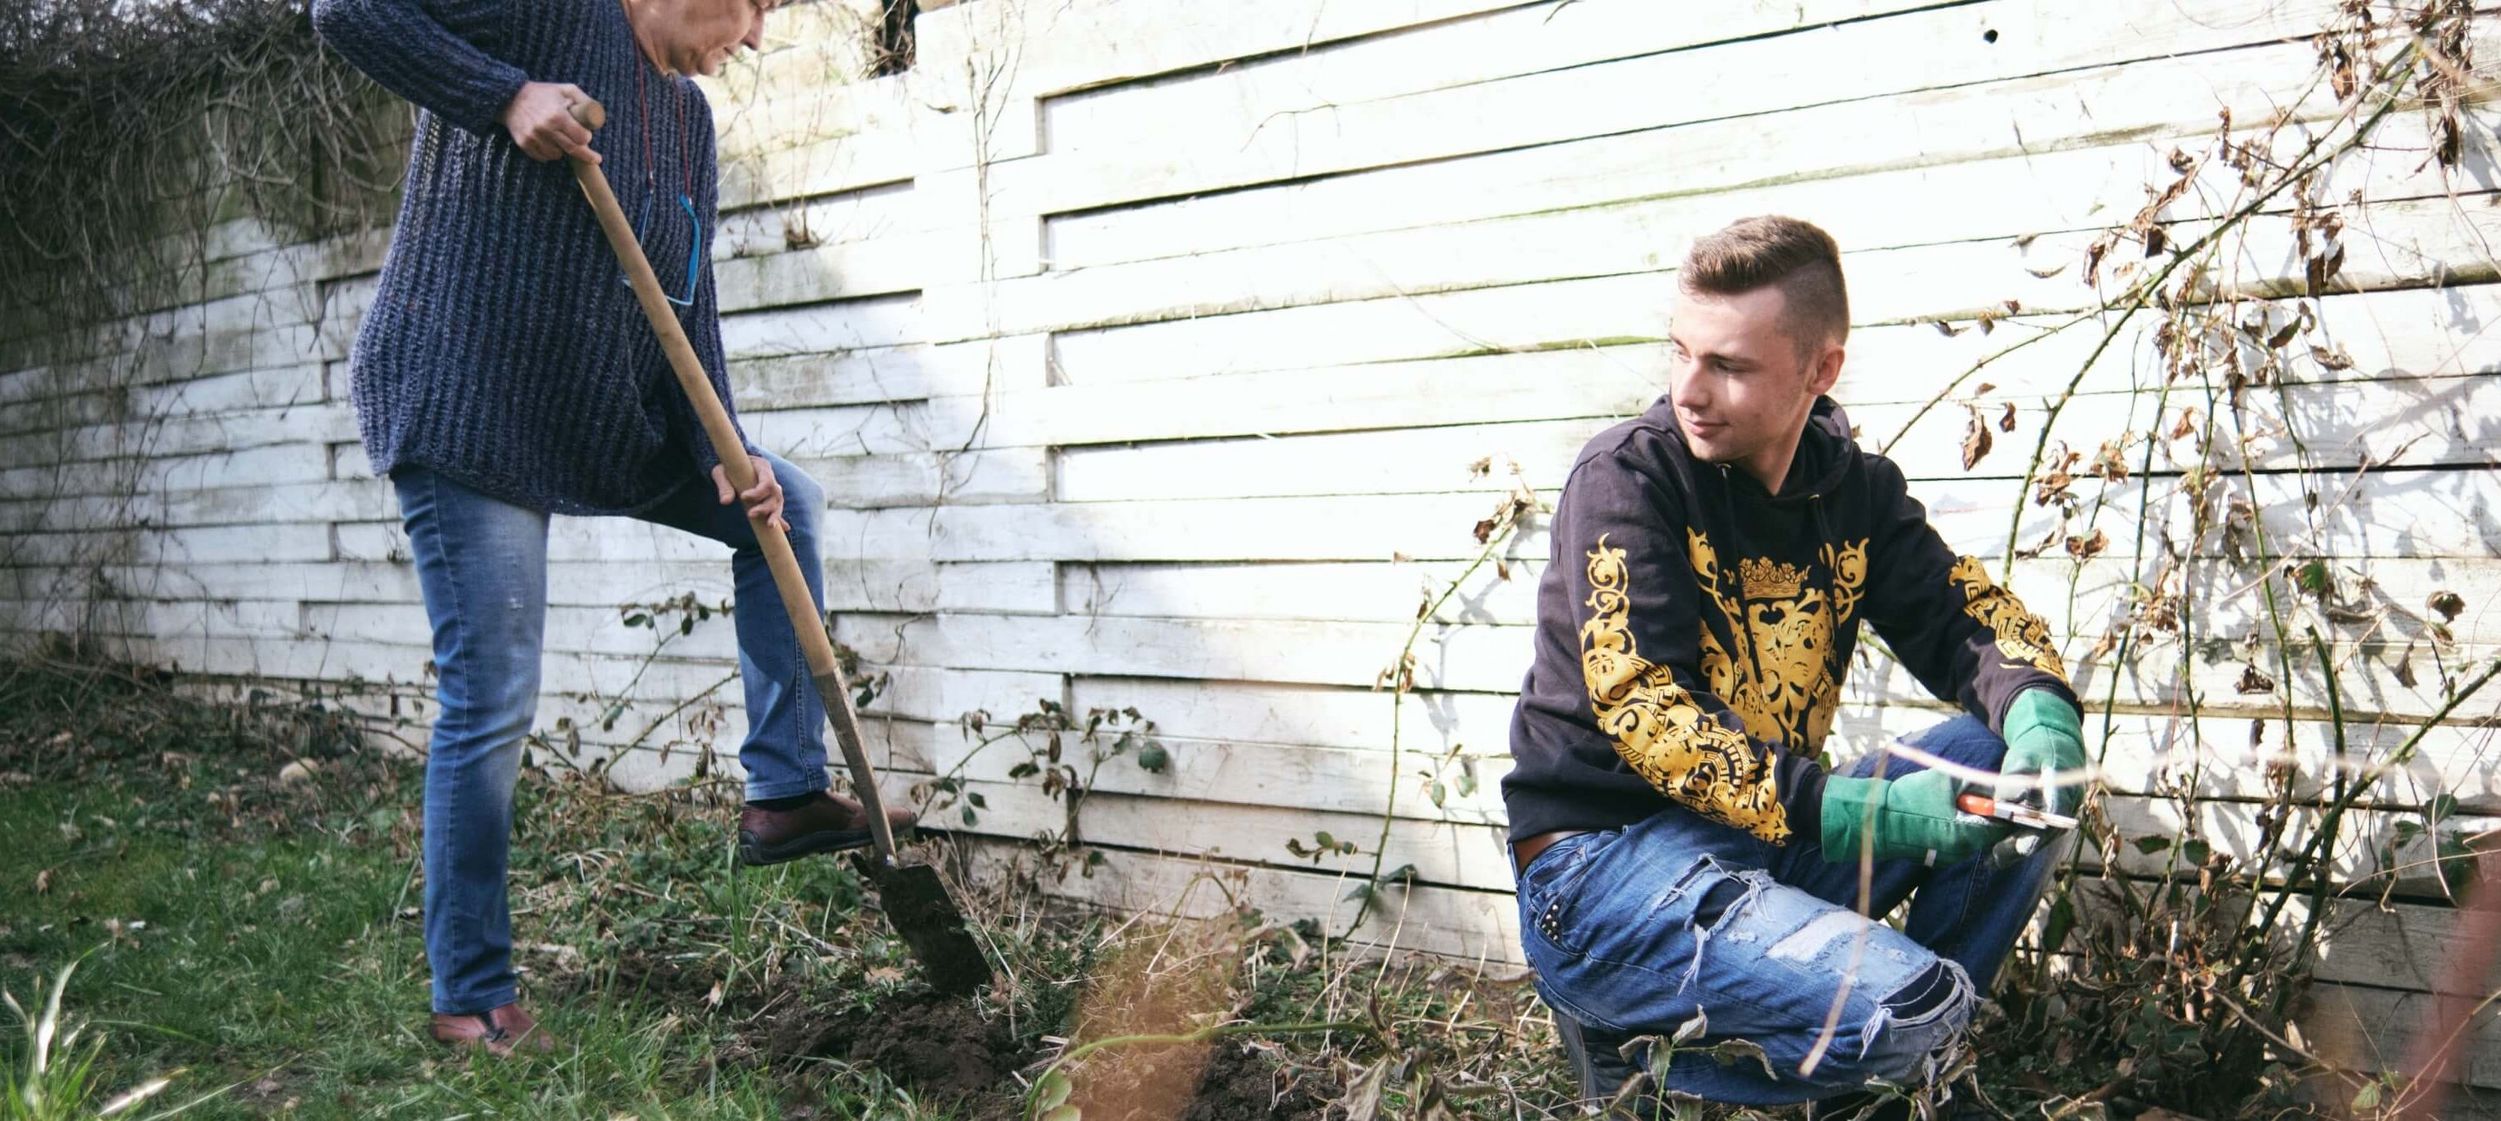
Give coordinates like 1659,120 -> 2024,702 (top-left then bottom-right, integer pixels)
1502,395 -> 2079,847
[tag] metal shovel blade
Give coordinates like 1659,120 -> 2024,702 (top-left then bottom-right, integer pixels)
849,852 -> 990,996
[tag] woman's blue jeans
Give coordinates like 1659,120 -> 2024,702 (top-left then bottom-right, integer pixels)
1517,715 -> 2071,1107
393,454 -> 831,1015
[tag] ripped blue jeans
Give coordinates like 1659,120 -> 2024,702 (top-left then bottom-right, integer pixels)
1516,715 -> 2070,1107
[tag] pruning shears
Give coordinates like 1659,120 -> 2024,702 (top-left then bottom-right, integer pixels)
1957,792 -> 2079,832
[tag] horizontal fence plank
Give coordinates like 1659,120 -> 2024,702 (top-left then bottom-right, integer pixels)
812,602 -> 2501,723
818,467 -> 2501,566
1048,376 -> 2497,505
2304,981 -> 2501,1090
1039,193 -> 2501,389
1055,554 -> 2501,670
961,837 -> 1527,963
1001,0 -> 2358,220
996,118 -> 2493,340
925,0 -> 1544,101
987,283 -> 2501,453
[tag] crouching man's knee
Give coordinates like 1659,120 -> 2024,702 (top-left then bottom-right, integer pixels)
1816,958 -> 1977,1089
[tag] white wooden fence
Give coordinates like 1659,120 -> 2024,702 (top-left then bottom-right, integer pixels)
4,0 -> 2500,1093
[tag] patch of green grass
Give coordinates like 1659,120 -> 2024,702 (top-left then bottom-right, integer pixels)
0,753 -> 833,1119
0,655 -> 980,1119
0,653 -> 1579,1121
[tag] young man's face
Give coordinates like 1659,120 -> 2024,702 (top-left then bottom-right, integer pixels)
1665,283 -> 1844,490
647,0 -> 774,76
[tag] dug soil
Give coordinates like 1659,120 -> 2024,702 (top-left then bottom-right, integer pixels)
764,988 -> 1324,1120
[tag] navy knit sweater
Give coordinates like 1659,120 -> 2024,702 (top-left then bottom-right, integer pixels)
312,0 -> 755,516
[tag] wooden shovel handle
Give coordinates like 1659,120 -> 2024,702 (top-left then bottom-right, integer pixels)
563,97 -> 900,862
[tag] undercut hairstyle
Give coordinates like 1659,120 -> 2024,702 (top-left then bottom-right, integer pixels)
1680,216 -> 1850,357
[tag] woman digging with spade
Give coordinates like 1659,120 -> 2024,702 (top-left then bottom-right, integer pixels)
311,0 -> 916,1057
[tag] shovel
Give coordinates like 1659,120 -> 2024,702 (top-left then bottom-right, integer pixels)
562,97 -> 992,996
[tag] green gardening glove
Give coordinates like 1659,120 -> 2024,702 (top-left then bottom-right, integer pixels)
1820,770 -> 2009,865
1999,688 -> 2087,819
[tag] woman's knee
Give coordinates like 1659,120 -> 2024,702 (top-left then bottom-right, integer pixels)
769,455 -> 825,533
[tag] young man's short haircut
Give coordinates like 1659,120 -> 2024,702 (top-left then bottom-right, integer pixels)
1680,216 -> 1850,356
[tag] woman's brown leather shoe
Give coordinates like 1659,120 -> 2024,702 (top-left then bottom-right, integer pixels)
736,790 -> 917,866
429,1002 -> 558,1058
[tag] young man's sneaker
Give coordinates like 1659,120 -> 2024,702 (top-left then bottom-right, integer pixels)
430,1002 -> 558,1058
737,790 -> 917,866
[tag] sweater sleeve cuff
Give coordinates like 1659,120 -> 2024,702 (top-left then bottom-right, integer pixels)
441,66 -> 531,139
1776,748 -> 1831,850
691,437 -> 762,476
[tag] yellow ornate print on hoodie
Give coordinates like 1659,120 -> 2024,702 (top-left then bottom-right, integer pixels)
1687,529 -> 1869,760
1578,533 -> 1797,843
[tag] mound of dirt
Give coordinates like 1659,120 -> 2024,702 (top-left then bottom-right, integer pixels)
769,989 -> 1030,1100
764,993 -> 1329,1119
1178,1041 -> 1328,1121
1045,1038 -> 1328,1121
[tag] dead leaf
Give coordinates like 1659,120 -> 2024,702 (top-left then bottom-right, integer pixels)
1961,406 -> 1994,470
2168,407 -> 2200,440
2305,243 -> 2346,294
2065,529 -> 2109,559
2236,664 -> 2276,695
1998,402 -> 2017,432
34,869 -> 51,894
2091,440 -> 2131,483
2026,262 -> 2069,279
2310,345 -> 2355,371
2326,40 -> 2358,100
1932,318 -> 1966,337
2034,447 -> 2082,507
2429,590 -> 2466,622
1339,1058 -> 1391,1121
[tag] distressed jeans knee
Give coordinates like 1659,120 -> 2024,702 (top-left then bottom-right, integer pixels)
1827,958 -> 1977,1087
1521,806 -> 1988,1107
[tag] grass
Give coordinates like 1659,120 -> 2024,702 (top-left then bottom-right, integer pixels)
0,651 -> 1576,1120
0,646 -> 2381,1120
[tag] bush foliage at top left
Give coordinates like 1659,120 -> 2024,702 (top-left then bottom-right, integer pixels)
0,0 -> 405,361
